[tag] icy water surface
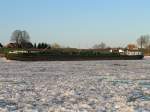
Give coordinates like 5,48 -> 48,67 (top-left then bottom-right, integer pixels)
0,57 -> 150,112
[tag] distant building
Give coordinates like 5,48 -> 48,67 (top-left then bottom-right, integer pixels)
127,44 -> 138,50
6,42 -> 33,49
6,43 -> 17,48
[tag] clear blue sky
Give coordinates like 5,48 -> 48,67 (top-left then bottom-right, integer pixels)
0,0 -> 150,48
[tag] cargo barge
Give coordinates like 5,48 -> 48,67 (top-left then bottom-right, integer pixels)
5,48 -> 144,61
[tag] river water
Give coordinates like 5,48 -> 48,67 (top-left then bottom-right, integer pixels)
0,57 -> 150,112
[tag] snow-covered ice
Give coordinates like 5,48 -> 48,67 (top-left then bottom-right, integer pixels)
0,57 -> 149,112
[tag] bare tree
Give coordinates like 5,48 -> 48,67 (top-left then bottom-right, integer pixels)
11,30 -> 30,48
92,42 -> 106,49
51,43 -> 61,48
137,35 -> 150,48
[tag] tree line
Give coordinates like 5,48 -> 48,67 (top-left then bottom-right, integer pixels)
137,35 -> 150,49
0,30 -> 150,50
0,30 -> 61,49
92,35 -> 150,49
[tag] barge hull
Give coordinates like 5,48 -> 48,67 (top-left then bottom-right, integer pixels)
6,55 -> 144,61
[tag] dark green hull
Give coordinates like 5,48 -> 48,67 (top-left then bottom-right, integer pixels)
6,53 -> 144,61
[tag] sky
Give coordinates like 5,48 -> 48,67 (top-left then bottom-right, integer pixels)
0,0 -> 150,48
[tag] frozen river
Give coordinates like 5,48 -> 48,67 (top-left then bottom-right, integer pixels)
0,57 -> 150,112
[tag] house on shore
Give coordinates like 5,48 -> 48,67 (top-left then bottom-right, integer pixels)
6,43 -> 17,48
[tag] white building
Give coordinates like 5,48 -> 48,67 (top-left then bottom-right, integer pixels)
125,50 -> 142,56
